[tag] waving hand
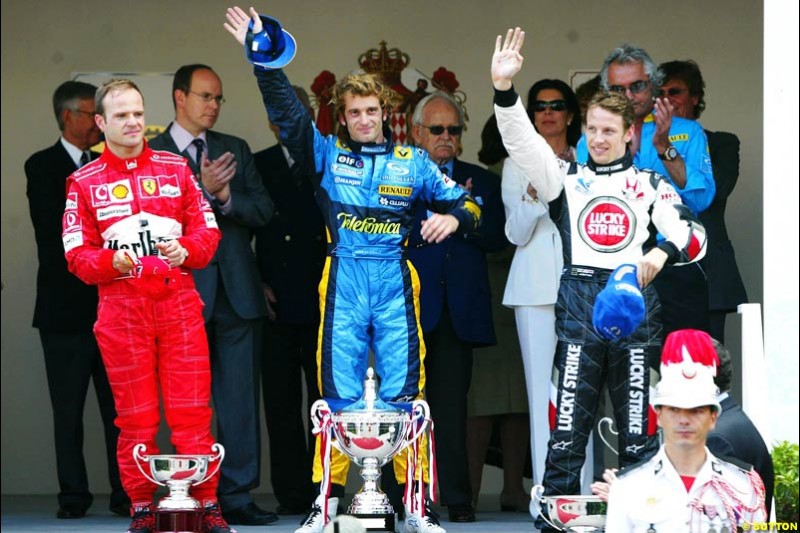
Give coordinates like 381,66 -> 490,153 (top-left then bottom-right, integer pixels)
224,6 -> 262,45
491,28 -> 525,90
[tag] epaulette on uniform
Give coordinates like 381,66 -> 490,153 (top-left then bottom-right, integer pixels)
714,455 -> 754,474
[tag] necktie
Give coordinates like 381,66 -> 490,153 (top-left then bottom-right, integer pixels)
191,138 -> 205,167
439,165 -> 449,177
79,151 -> 90,167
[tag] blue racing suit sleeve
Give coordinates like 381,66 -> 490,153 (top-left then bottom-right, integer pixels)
253,66 -> 323,180
670,118 -> 715,214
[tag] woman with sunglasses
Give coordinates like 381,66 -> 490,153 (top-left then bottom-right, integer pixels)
499,79 -> 594,496
659,60 -> 748,343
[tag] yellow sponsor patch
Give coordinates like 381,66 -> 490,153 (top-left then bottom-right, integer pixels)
378,185 -> 412,197
463,199 -> 482,224
668,133 -> 689,142
394,146 -> 412,159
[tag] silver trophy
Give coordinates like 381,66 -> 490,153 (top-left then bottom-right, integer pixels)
529,417 -> 615,532
313,368 -> 429,531
133,443 -> 224,532
531,485 -> 607,532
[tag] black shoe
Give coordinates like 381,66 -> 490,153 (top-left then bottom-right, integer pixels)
446,503 -> 476,523
110,501 -> 131,517
534,509 -> 558,532
222,502 -> 279,525
275,504 -> 308,515
56,505 -> 87,519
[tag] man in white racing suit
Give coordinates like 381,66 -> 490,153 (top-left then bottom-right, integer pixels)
490,29 -> 706,529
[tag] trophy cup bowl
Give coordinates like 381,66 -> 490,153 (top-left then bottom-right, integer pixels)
134,443 -> 224,532
317,368 -> 429,531
331,409 -> 411,467
531,485 -> 607,532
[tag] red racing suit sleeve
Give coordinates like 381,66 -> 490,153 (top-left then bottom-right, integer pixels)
62,172 -> 120,285
176,165 -> 221,269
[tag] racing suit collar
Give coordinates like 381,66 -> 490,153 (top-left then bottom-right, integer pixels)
100,140 -> 152,171
342,123 -> 394,155
586,148 -> 634,175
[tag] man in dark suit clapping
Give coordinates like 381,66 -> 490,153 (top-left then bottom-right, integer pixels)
149,64 -> 276,526
25,80 -> 129,519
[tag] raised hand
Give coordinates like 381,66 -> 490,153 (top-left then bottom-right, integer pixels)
491,27 -> 525,90
224,6 -> 262,46
652,96 -> 674,153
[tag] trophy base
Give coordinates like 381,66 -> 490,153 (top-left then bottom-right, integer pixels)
154,508 -> 204,533
348,512 -> 396,531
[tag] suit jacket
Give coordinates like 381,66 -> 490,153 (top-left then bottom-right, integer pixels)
25,140 -> 98,331
406,158 -> 507,346
149,125 -> 273,321
253,144 -> 326,325
500,157 -> 563,307
707,395 -> 775,514
700,130 -> 748,311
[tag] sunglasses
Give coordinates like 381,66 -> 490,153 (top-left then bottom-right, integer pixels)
421,124 -> 463,136
608,80 -> 650,95
660,87 -> 688,97
533,100 -> 568,112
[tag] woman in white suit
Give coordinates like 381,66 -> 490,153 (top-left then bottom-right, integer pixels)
501,79 -> 594,493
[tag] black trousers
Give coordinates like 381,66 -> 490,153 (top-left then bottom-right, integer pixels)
39,328 -> 126,510
423,307 -> 473,507
262,320 -> 319,510
207,286 -> 264,510
652,262 -> 710,339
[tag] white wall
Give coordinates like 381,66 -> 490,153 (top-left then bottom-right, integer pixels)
1,0 -> 766,495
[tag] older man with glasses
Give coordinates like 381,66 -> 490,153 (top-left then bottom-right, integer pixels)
406,91 -> 508,524
576,44 -> 716,339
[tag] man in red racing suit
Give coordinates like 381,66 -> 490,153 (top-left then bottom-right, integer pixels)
491,30 -> 706,528
62,79 -> 226,533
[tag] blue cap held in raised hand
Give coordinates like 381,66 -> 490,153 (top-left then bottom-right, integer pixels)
245,14 -> 296,69
592,264 -> 646,341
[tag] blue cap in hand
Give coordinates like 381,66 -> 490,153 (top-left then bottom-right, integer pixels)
592,264 -> 646,341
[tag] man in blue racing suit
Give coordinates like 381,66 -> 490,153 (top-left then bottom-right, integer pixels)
225,8 -> 480,533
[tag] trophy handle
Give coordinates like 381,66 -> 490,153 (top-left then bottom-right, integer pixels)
311,399 -> 339,451
531,484 -> 562,531
133,444 -> 165,487
193,443 -> 225,487
597,416 -> 619,456
399,400 -> 430,452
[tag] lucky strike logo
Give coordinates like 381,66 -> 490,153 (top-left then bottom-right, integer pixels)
578,197 -> 635,252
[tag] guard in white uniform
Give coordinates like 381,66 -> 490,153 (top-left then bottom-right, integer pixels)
606,329 -> 766,532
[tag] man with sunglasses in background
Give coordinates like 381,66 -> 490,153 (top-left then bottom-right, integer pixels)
407,92 -> 508,524
149,64 -> 277,527
577,44 -> 716,339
